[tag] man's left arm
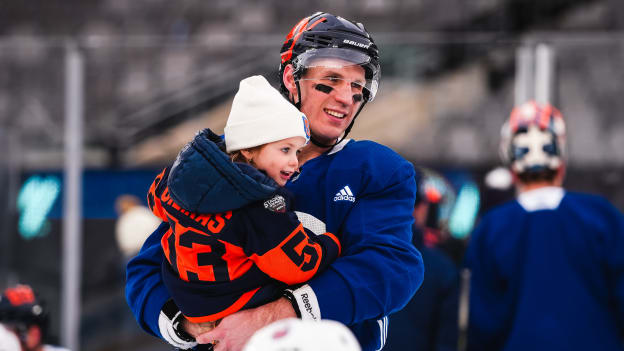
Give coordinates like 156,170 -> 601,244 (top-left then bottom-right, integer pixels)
300,159 -> 424,324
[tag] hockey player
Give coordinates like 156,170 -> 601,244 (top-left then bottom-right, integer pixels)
0,284 -> 68,351
465,101 -> 624,351
126,12 -> 424,351
148,75 -> 340,339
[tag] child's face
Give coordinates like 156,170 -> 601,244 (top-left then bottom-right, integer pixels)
250,136 -> 306,186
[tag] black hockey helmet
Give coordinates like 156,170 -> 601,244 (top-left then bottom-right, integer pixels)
0,285 -> 49,335
279,12 -> 381,148
279,12 -> 381,102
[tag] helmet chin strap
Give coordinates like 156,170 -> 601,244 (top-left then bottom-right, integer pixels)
309,100 -> 367,150
292,80 -> 302,110
333,101 -> 366,146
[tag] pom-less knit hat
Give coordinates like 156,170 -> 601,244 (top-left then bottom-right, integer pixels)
225,75 -> 310,153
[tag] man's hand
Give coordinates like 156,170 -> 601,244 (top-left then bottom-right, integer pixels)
196,297 -> 296,351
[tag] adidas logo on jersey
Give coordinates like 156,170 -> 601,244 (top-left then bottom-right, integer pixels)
334,185 -> 355,202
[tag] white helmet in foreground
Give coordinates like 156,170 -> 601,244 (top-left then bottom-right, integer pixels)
0,323 -> 21,351
243,318 -> 361,351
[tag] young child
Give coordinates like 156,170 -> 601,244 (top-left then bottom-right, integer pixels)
146,76 -> 341,342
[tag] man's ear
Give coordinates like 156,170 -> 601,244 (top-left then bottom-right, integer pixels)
282,64 -> 297,97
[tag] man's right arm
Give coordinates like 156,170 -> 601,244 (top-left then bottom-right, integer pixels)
125,221 -> 171,338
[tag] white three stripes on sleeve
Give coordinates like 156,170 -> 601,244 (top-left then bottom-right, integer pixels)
376,316 -> 388,351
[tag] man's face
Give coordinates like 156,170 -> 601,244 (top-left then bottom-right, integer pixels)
293,59 -> 366,145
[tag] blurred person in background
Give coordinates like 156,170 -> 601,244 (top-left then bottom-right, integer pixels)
243,318 -> 361,351
384,166 -> 460,351
465,101 -> 624,350
126,11 -> 423,351
414,168 -> 466,266
0,284 -> 68,351
114,194 -> 161,259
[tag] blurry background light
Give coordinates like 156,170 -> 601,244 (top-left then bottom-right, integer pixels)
17,175 -> 61,239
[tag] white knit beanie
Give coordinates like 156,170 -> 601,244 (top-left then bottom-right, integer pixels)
225,75 -> 310,153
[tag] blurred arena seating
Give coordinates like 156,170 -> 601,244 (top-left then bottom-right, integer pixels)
1,0 -> 622,170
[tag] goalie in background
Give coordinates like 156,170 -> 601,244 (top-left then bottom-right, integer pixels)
465,101 -> 624,351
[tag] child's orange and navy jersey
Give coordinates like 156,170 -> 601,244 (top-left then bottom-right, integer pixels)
128,129 -> 423,351
146,131 -> 340,323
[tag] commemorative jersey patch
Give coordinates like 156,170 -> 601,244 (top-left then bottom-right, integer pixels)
264,194 -> 287,212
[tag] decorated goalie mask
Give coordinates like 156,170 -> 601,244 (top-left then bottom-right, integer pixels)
499,100 -> 566,175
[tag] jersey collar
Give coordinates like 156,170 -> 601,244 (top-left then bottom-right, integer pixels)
327,139 -> 351,155
517,186 -> 565,212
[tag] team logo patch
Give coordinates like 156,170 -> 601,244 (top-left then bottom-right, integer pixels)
333,185 -> 355,202
264,195 -> 287,212
302,115 -> 310,141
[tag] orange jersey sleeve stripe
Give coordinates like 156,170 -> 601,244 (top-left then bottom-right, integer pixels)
160,227 -> 174,266
148,168 -> 168,222
182,287 -> 261,323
